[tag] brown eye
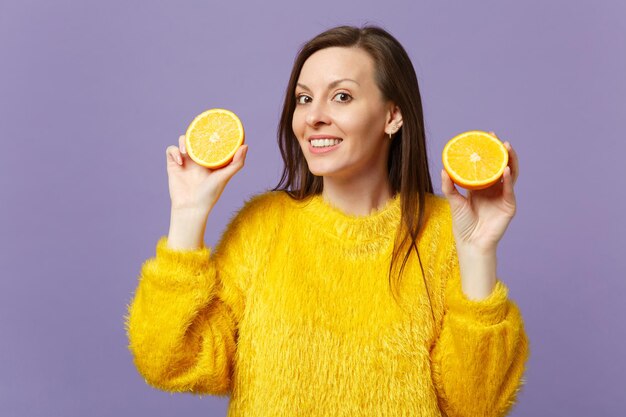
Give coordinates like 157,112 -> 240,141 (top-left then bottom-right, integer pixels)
333,92 -> 352,103
296,94 -> 312,104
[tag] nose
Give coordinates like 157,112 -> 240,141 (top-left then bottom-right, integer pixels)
305,100 -> 331,127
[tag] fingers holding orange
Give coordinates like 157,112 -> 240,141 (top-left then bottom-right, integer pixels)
179,135 -> 187,155
487,131 -> 518,186
440,168 -> 454,194
504,141 -> 519,185
501,166 -> 516,204
235,144 -> 249,163
166,145 -> 183,166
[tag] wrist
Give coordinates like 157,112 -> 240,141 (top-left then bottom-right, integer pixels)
167,207 -> 211,250
171,203 -> 212,217
455,244 -> 498,301
455,242 -> 497,258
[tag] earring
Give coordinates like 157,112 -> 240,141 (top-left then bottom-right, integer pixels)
388,122 -> 400,139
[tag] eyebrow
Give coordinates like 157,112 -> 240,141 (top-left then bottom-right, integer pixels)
296,78 -> 360,91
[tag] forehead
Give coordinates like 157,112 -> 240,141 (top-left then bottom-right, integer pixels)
298,46 -> 376,87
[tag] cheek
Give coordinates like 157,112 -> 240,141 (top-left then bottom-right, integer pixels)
292,110 -> 304,138
337,108 -> 381,139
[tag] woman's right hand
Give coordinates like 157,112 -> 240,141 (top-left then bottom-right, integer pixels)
166,135 -> 249,213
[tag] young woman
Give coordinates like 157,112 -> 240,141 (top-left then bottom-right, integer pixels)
126,25 -> 529,417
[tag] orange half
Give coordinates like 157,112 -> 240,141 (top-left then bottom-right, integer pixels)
185,108 -> 245,169
442,130 -> 509,190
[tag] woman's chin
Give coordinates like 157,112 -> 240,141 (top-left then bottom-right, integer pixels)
309,169 -> 329,178
307,163 -> 336,177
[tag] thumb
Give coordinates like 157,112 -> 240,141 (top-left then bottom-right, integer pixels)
220,145 -> 248,176
210,144 -> 247,176
234,145 -> 248,164
441,169 -> 465,208
223,145 -> 247,168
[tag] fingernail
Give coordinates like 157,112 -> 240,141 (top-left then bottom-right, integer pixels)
178,156 -> 182,164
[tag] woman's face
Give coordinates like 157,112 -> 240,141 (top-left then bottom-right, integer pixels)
292,46 -> 396,181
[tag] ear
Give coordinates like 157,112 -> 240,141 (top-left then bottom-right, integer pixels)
384,103 -> 403,135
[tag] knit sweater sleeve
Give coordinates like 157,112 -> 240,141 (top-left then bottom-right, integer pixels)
125,193 -> 273,395
429,218 -> 530,417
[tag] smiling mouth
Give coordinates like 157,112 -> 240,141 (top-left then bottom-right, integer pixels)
309,138 -> 343,148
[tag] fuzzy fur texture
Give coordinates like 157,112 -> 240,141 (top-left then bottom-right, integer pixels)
125,191 -> 530,416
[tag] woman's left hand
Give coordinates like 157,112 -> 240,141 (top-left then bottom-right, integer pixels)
441,132 -> 519,253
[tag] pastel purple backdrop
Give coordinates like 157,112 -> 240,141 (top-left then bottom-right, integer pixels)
1,1 -> 624,416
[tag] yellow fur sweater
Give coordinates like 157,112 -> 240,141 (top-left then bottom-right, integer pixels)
126,191 -> 529,417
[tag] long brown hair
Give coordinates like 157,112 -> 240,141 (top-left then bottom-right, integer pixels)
271,25 -> 434,319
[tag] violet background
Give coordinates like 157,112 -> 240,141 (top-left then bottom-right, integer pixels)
1,1 -> 625,416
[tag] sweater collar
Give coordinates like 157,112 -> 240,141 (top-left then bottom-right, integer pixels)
294,192 -> 402,244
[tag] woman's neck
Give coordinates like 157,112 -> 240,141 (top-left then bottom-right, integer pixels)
321,176 -> 395,217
